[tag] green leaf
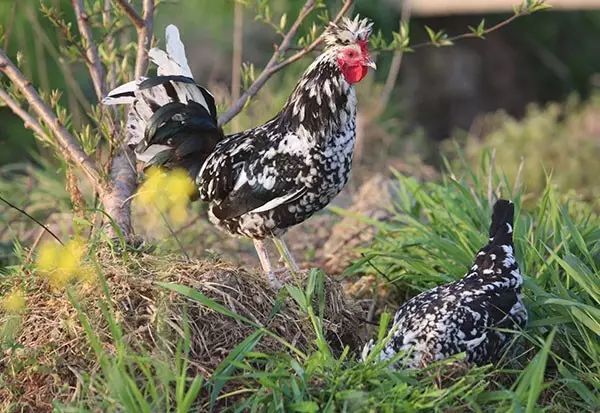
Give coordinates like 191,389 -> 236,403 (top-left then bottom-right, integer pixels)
279,13 -> 287,31
286,284 -> 308,310
210,330 -> 264,409
513,328 -> 556,412
178,375 -> 203,413
468,19 -> 486,38
289,401 -> 319,412
424,25 -> 438,42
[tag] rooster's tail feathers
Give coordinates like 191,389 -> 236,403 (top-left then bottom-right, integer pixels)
102,80 -> 140,105
101,25 -> 222,178
147,24 -> 193,78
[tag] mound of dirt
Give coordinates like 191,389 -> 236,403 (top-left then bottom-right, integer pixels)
0,251 -> 365,412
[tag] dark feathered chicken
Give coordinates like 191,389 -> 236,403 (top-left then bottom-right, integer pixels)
103,17 -> 375,285
362,200 -> 527,367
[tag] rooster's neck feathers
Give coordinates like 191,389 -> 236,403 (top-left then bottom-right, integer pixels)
272,16 -> 373,138
276,52 -> 354,138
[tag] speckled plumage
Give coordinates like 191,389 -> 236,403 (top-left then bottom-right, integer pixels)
199,55 -> 357,238
362,200 -> 527,367
104,19 -> 371,240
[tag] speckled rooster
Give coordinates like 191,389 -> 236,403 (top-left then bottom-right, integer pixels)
103,16 -> 376,286
362,200 -> 527,367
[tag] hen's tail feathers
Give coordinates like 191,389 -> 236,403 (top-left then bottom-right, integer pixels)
489,199 -> 514,246
101,25 -> 222,180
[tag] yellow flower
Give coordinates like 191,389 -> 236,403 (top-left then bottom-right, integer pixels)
136,167 -> 195,227
36,239 -> 89,289
167,169 -> 196,203
2,288 -> 26,314
169,203 -> 188,225
138,167 -> 169,209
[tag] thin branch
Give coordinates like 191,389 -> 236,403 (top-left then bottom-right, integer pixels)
230,1 -> 244,131
136,0 -> 154,78
103,0 -> 118,91
0,88 -> 50,141
158,209 -> 190,262
0,194 -> 63,245
113,0 -> 154,78
271,0 -> 353,71
377,1 -> 412,113
72,0 -> 106,99
218,0 -> 353,126
411,11 -> 531,50
0,49 -> 107,199
28,6 -> 91,114
113,0 -> 145,28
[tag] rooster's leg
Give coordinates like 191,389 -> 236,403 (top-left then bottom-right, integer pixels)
253,239 -> 282,289
273,237 -> 300,272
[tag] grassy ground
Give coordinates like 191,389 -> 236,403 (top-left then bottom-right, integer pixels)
1,156 -> 599,412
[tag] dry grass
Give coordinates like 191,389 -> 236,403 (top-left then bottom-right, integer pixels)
0,250 -> 364,411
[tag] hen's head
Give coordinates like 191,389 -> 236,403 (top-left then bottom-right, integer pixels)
323,15 -> 375,84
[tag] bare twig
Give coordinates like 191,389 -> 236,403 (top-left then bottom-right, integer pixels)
411,10 -> 532,50
113,0 -> 144,28
137,0 -> 154,78
28,6 -> 91,115
272,0 -> 353,71
113,0 -> 154,78
230,1 -> 244,131
25,226 -> 50,264
218,0 -> 353,126
0,49 -> 107,199
354,1 -> 409,162
103,0 -> 118,91
72,0 -> 106,99
0,88 -> 75,173
378,1 -> 412,113
0,194 -> 63,245
0,88 -> 49,141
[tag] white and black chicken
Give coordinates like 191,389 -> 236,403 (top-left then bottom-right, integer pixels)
103,17 -> 376,286
362,200 -> 527,367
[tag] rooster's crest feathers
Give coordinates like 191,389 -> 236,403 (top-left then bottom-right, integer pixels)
324,15 -> 373,47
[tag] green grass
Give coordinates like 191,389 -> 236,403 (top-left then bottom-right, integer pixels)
2,157 -> 600,412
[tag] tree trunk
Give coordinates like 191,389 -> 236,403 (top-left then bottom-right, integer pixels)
103,148 -> 137,239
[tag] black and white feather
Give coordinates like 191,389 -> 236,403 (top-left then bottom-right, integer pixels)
103,25 -> 220,181
362,200 -> 527,367
104,19 -> 372,240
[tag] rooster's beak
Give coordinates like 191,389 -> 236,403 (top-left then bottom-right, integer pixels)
364,57 -> 377,70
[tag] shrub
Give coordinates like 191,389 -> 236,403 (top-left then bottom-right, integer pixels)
446,94 -> 600,210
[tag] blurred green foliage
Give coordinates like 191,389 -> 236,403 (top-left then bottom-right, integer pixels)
510,10 -> 600,100
4,1 -> 600,167
448,93 -> 600,210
